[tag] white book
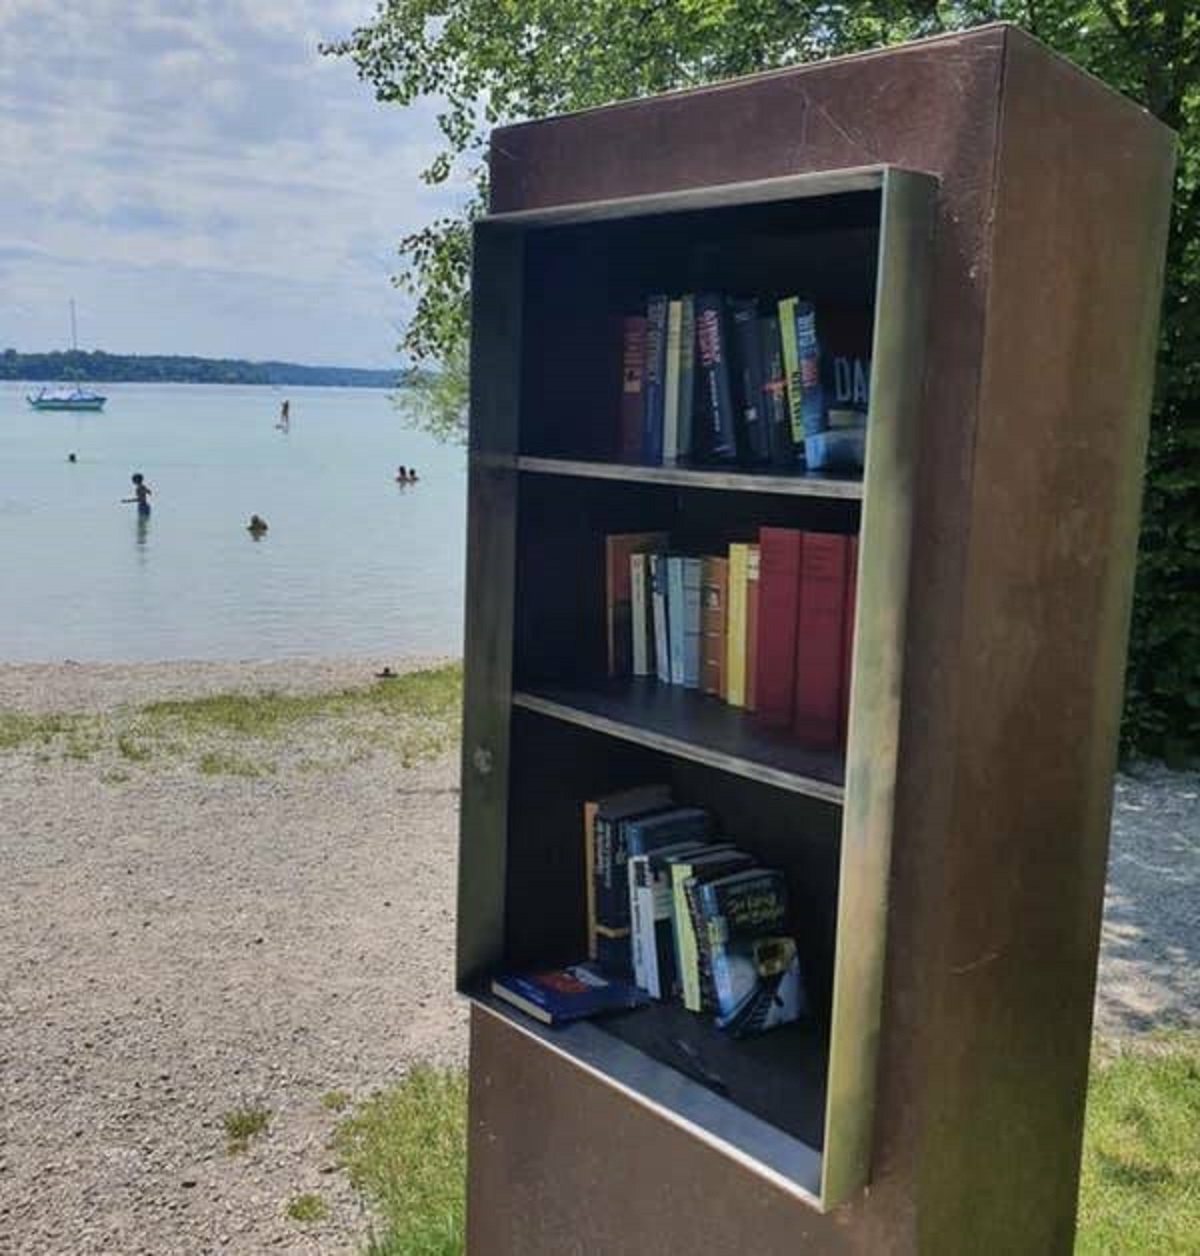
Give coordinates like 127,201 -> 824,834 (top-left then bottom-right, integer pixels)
662,299 -> 682,464
630,552 -> 650,676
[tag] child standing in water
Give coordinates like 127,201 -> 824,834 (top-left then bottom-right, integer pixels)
123,472 -> 152,516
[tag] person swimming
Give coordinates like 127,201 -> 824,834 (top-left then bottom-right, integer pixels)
395,465 -> 408,482
122,473 -> 152,516
67,452 -> 77,463
247,514 -> 269,535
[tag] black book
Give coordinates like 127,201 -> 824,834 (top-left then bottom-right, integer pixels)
759,314 -> 796,468
694,293 -> 738,464
729,299 -> 771,465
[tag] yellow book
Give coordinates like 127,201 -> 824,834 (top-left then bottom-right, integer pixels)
726,543 -> 749,706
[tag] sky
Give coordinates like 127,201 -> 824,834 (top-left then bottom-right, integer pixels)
0,1 -> 465,367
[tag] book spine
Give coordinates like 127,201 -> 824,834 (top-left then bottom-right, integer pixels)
667,556 -> 686,686
629,856 -> 647,990
619,316 -> 647,462
793,531 -> 850,748
651,554 -> 671,685
760,314 -> 796,468
701,556 -> 729,698
592,813 -> 622,961
685,876 -> 717,1012
726,544 -> 748,707
630,552 -> 650,677
642,295 -> 669,465
662,299 -> 682,464
730,299 -> 770,464
584,800 -> 598,960
754,528 -> 803,727
745,543 -> 761,711
694,294 -> 737,463
673,867 -> 702,1012
794,301 -> 827,438
649,866 -> 677,999
777,296 -> 805,454
683,557 -> 702,689
677,295 -> 695,462
839,534 -> 859,744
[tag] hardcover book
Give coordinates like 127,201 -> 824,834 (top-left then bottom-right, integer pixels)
819,307 -> 873,420
726,543 -> 750,708
491,964 -> 648,1026
682,557 -> 703,689
619,316 -> 647,462
777,296 -> 805,456
642,295 -> 669,465
730,298 -> 771,464
650,553 -> 671,685
695,869 -> 806,1036
694,294 -> 738,463
745,543 -> 761,711
793,530 -> 850,748
754,528 -> 803,727
630,552 -> 653,677
760,314 -> 796,468
667,556 -> 686,686
701,556 -> 729,699
677,295 -> 696,462
793,301 -> 826,439
662,298 -> 683,465
631,839 -> 711,998
669,846 -> 753,1012
605,532 -> 668,677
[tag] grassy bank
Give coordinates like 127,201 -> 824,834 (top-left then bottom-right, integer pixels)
338,1033 -> 1199,1254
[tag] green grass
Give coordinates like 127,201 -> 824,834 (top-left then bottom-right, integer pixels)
286,1192 -> 330,1224
221,1104 -> 271,1153
197,750 -> 272,778
335,1065 -> 467,1256
333,1036 -> 1199,1255
320,1088 -> 352,1112
1077,1033 -> 1200,1253
0,710 -> 80,751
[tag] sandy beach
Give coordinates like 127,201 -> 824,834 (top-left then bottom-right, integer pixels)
0,659 -> 1195,1253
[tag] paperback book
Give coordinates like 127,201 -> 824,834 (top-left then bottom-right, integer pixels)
491,964 -> 648,1026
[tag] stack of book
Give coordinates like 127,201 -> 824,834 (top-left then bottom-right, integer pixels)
606,528 -> 859,749
620,293 -> 871,471
585,787 -> 807,1038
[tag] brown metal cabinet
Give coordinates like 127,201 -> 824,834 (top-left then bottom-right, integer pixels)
455,24 -> 1175,1255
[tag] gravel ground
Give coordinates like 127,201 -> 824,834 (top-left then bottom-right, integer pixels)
0,660 -> 1195,1253
0,660 -> 465,1255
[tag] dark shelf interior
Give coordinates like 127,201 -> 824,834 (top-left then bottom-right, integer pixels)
514,678 -> 844,797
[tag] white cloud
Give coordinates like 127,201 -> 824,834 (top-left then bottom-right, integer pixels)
0,0 -> 471,365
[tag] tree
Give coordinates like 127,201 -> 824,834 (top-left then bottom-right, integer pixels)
327,1 -> 1200,756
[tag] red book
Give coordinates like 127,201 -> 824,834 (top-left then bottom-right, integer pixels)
753,528 -> 803,728
793,531 -> 851,748
839,536 -> 859,744
620,317 -> 647,461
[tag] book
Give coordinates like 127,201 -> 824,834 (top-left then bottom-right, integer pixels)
701,556 -> 729,698
491,964 -> 648,1026
650,553 -> 671,685
584,799 -> 599,959
619,316 -> 647,462
642,295 -> 669,464
667,556 -> 686,686
726,544 -> 750,707
730,299 -> 770,464
590,785 -> 672,972
695,869 -> 806,1036
683,556 -> 703,689
793,301 -> 826,438
677,295 -> 696,462
671,846 -> 755,1012
630,552 -> 654,677
662,298 -> 683,464
840,535 -> 859,742
605,532 -> 668,677
694,294 -> 738,463
793,531 -> 850,748
760,314 -> 796,468
745,543 -> 761,711
777,296 -> 805,455
631,840 -> 711,998
820,307 -> 873,419
754,528 -> 803,727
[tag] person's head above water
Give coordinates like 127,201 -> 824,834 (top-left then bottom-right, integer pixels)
131,472 -> 144,485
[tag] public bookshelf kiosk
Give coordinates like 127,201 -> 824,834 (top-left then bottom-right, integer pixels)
455,25 -> 1174,1254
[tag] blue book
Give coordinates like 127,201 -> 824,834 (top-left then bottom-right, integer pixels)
682,557 -> 702,689
491,964 -> 648,1026
642,295 -> 669,464
793,301 -> 827,438
667,556 -> 686,686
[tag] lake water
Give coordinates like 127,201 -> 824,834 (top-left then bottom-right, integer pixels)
0,382 -> 467,661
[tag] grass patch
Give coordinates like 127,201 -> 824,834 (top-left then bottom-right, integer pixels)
320,1088 -> 352,1112
221,1105 -> 271,1153
0,710 -> 76,751
1077,1032 -> 1200,1253
335,1065 -> 466,1256
116,731 -> 153,762
197,750 -> 271,778
286,1192 -> 330,1224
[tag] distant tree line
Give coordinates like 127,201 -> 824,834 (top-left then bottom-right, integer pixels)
0,348 -> 399,389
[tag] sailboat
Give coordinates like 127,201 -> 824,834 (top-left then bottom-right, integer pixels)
27,300 -> 107,411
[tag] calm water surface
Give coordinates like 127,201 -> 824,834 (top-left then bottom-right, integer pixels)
0,382 -> 466,660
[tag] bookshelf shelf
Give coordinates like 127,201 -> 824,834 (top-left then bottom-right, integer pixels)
512,680 -> 845,802
515,455 -> 864,501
